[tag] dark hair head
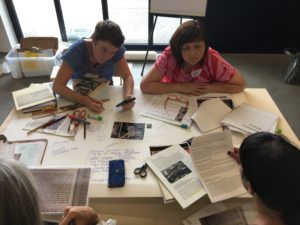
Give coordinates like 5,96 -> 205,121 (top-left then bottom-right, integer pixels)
240,132 -> 300,225
170,20 -> 208,67
93,20 -> 125,47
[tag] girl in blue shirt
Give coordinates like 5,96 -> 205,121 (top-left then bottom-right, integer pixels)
53,20 -> 134,112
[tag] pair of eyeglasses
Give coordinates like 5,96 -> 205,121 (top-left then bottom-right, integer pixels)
164,95 -> 189,110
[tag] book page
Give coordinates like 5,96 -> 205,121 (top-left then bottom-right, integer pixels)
30,167 -> 91,214
12,83 -> 55,110
192,98 -> 232,132
145,145 -> 206,209
141,94 -> 198,127
0,139 -> 47,166
190,131 -> 246,203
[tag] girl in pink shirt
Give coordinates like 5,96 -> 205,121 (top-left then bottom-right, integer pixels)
140,20 -> 245,95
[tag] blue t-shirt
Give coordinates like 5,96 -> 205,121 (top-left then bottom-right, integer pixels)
61,38 -> 126,80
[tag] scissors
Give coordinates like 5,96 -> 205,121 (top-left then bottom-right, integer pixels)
68,109 -> 87,132
134,163 -> 148,178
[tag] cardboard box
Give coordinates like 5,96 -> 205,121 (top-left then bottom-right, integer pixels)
5,37 -> 58,78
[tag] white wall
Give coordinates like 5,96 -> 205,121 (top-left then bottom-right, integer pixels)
0,0 -> 17,52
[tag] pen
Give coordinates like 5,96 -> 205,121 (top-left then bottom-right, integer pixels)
116,97 -> 136,107
27,114 -> 68,135
84,119 -> 86,140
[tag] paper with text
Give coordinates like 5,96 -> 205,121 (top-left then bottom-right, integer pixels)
183,203 -> 255,225
141,94 -> 198,127
192,98 -> 232,132
0,139 -> 47,166
86,143 -> 150,183
221,103 -> 278,134
12,83 -> 55,110
30,167 -> 91,214
145,144 -> 206,209
190,130 -> 246,203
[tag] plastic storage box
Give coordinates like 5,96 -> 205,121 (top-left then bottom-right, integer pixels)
5,48 -> 57,78
5,37 -> 58,79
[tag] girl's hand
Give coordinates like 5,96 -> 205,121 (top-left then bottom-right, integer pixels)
60,206 -> 99,225
83,96 -> 104,113
122,95 -> 135,110
227,147 -> 241,164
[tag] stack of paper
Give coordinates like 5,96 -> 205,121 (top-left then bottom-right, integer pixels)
191,98 -> 232,132
144,144 -> 206,209
12,83 -> 56,113
190,130 -> 247,203
221,103 -> 278,134
30,167 -> 91,213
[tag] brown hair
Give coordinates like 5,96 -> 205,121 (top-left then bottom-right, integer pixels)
93,20 -> 125,47
170,20 -> 208,67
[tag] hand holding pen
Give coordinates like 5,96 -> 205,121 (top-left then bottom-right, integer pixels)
116,96 -> 136,110
83,96 -> 104,113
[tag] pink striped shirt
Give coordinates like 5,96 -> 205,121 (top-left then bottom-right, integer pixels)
155,46 -> 237,83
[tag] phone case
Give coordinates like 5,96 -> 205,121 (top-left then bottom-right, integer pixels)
108,159 -> 125,187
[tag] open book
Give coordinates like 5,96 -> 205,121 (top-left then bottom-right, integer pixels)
190,130 -> 247,203
30,167 -> 91,213
145,144 -> 206,209
0,135 -> 47,166
12,83 -> 55,111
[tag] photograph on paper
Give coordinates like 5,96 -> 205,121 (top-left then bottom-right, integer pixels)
111,122 -> 145,140
141,94 -> 198,127
145,144 -> 206,209
162,161 -> 192,184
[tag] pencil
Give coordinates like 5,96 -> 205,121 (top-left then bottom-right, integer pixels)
27,114 -> 68,135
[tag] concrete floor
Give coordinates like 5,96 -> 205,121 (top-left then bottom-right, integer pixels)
0,53 -> 299,139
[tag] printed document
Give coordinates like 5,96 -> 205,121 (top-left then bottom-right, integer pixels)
30,167 -> 91,213
183,202 -> 255,225
145,144 -> 206,209
141,94 -> 198,127
190,130 -> 246,203
221,103 -> 278,134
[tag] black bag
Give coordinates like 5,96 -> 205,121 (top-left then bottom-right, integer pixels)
284,48 -> 300,84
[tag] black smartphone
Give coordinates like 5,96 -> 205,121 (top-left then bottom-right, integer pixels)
108,159 -> 125,187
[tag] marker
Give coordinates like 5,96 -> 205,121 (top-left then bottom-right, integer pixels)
116,97 -> 136,107
87,113 -> 103,122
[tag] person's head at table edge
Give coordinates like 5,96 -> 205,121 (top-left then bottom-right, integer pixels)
239,132 -> 300,225
170,19 -> 208,68
91,20 -> 125,64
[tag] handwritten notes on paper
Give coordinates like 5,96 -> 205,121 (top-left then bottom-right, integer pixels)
51,140 -> 78,156
86,143 -> 150,183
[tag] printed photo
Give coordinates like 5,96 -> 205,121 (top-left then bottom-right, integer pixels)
73,78 -> 103,96
111,122 -> 145,140
175,106 -> 188,122
161,161 -> 192,184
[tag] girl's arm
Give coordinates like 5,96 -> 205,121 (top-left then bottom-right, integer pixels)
53,61 -> 104,113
